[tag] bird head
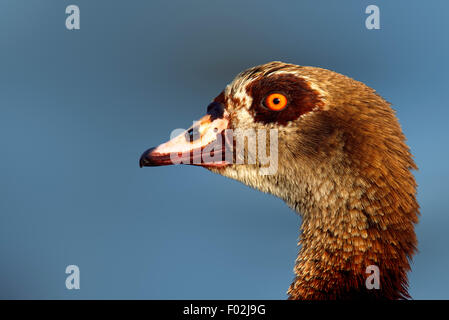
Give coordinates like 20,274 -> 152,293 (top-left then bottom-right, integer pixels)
139,61 -> 419,299
140,61 -> 414,214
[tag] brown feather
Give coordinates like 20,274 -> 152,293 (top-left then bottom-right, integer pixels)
208,62 -> 419,299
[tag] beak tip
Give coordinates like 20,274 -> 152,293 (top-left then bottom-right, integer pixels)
139,147 -> 156,168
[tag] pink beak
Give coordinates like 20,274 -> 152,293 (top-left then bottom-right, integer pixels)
139,102 -> 231,168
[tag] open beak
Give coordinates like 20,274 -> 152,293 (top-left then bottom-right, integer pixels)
139,102 -> 231,168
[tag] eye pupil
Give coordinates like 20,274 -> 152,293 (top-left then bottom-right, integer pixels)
264,93 -> 287,111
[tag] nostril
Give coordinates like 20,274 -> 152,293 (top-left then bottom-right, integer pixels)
185,128 -> 194,142
213,128 -> 218,133
185,127 -> 200,142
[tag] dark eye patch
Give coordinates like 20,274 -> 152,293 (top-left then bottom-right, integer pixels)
245,74 -> 323,125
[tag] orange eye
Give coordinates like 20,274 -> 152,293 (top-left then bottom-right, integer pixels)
264,93 -> 288,111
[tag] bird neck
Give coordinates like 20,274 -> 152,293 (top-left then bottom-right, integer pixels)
286,170 -> 419,300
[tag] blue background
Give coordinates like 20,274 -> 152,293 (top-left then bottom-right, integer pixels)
0,0 -> 448,299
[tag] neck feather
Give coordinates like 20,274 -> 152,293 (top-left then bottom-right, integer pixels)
287,163 -> 419,300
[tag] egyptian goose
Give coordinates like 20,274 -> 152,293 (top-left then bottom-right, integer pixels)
139,61 -> 419,300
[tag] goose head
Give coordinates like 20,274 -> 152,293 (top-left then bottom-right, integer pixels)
139,61 -> 419,299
